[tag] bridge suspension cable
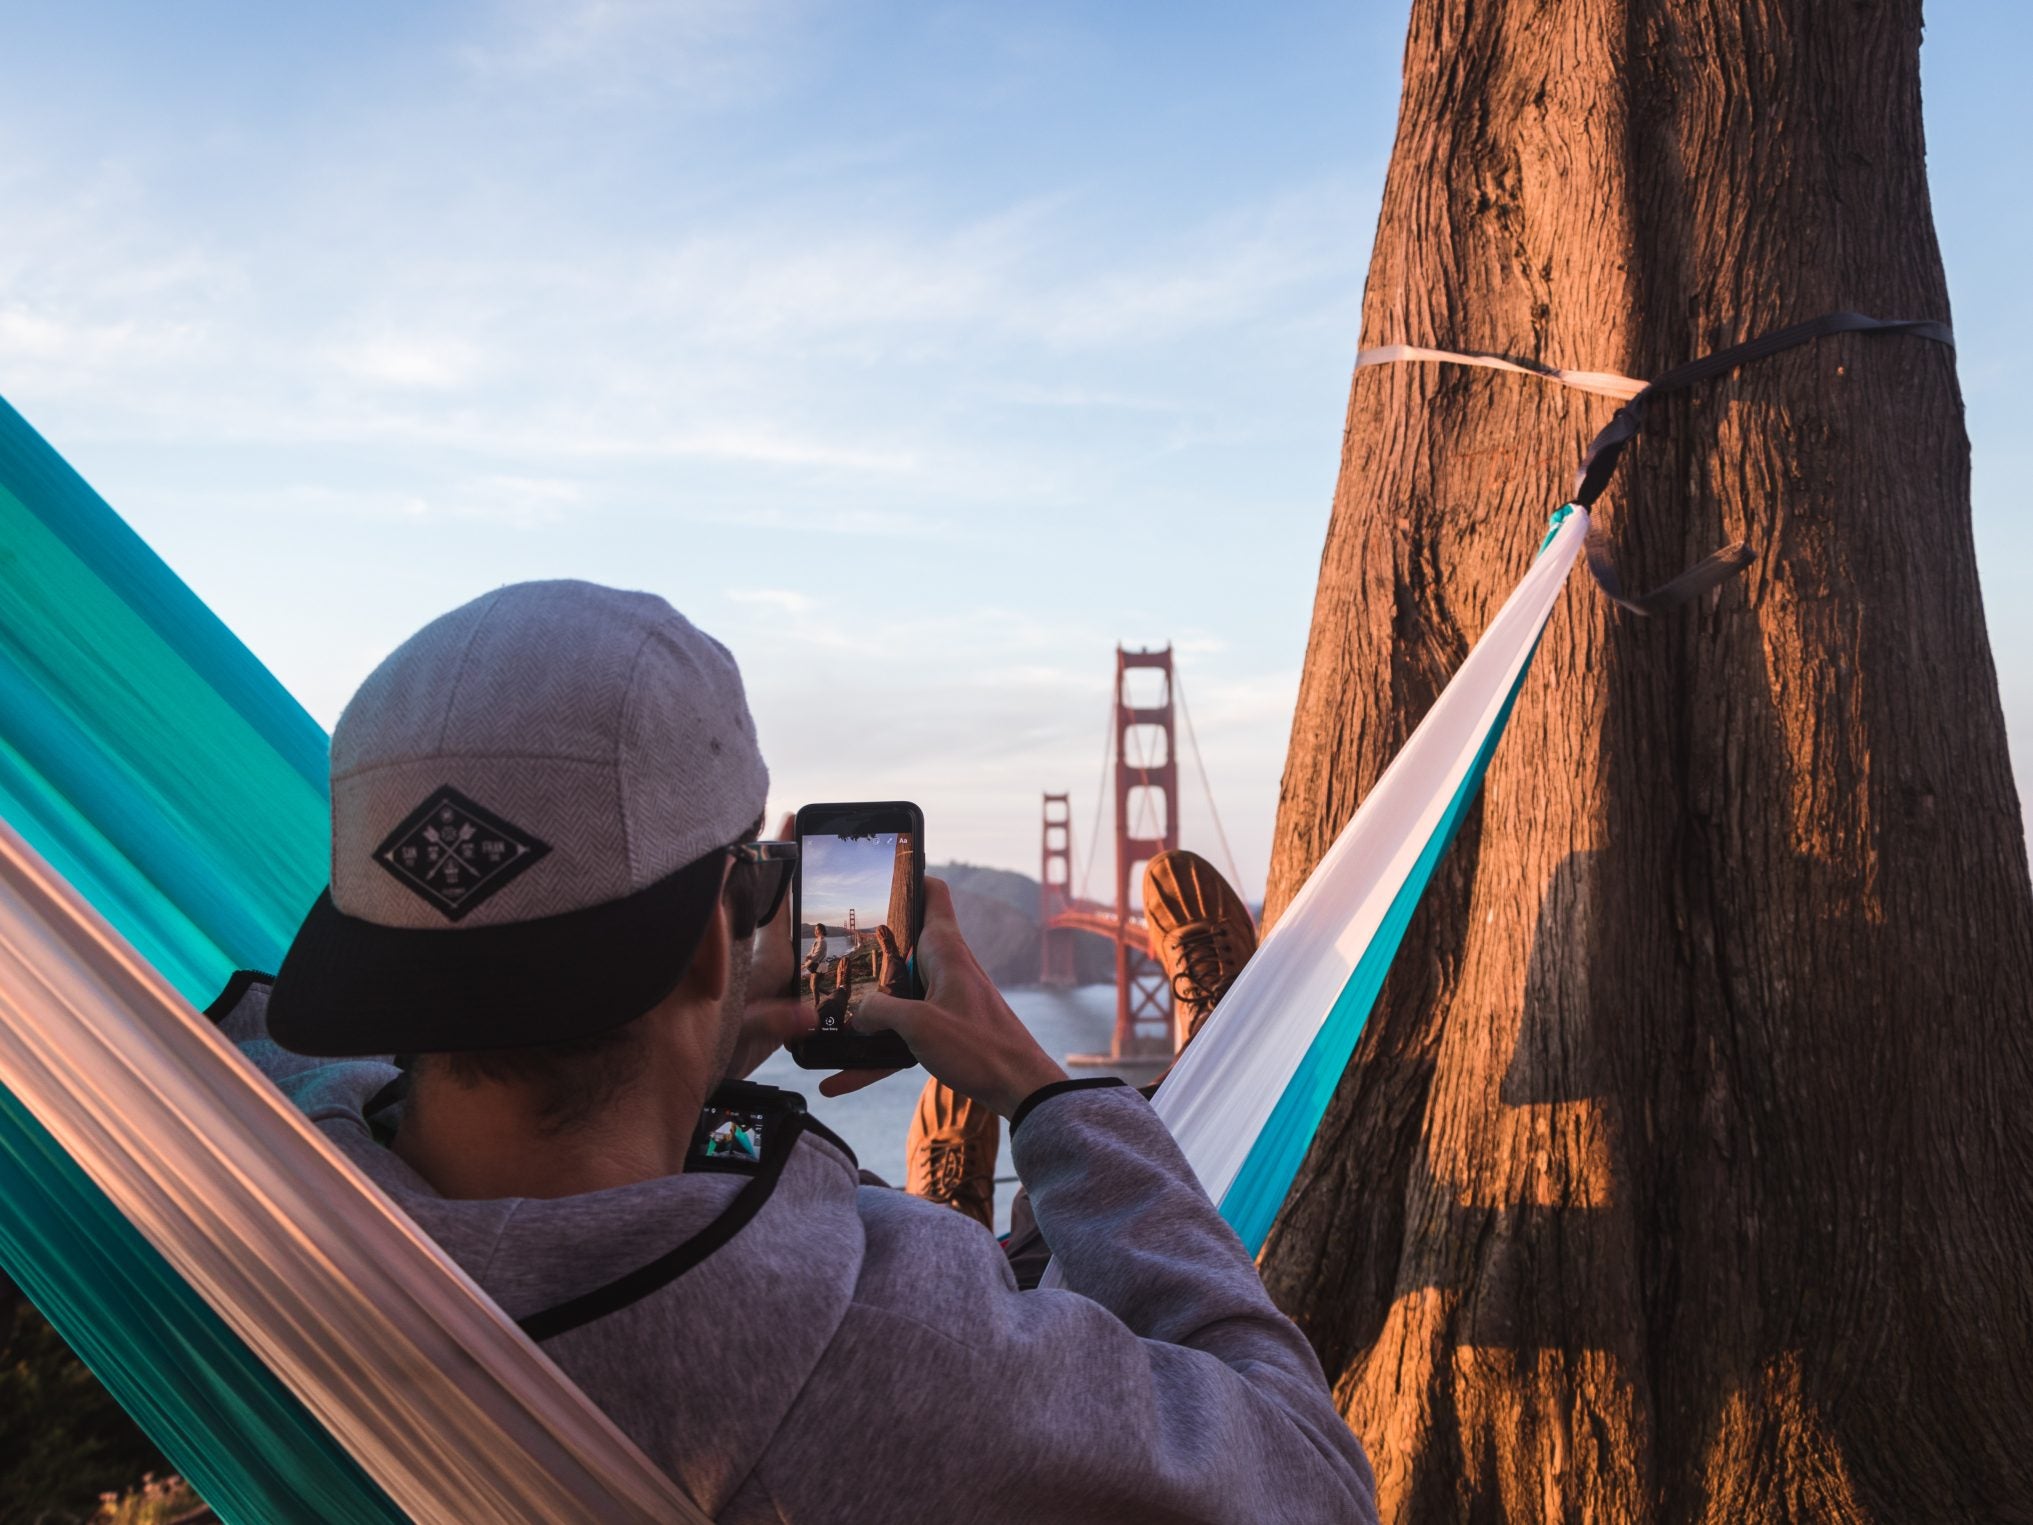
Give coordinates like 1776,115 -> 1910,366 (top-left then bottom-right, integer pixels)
1172,668 -> 1247,900
1074,694 -> 1112,904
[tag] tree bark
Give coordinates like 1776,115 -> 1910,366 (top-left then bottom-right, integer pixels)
1260,2 -> 2033,1519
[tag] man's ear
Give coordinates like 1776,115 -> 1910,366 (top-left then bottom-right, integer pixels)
678,897 -> 732,1005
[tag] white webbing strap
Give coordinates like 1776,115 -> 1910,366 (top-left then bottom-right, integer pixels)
1354,343 -> 1647,400
0,819 -> 708,1525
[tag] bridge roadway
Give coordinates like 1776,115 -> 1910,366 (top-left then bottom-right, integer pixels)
1042,897 -> 1153,958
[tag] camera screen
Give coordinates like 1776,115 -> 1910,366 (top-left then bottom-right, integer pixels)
696,1104 -> 767,1165
798,829 -> 919,1030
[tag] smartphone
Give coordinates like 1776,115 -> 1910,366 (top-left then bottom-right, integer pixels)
786,801 -> 923,1072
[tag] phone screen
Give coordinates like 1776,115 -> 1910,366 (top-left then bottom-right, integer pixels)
787,802 -> 923,1070
798,830 -> 920,1025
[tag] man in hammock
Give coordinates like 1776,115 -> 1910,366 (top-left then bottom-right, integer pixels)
253,580 -> 1376,1524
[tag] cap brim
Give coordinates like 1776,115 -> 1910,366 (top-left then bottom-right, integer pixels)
267,851 -> 727,1056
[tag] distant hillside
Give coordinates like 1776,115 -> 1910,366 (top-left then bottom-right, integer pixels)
930,862 -> 1113,987
933,862 -> 1040,918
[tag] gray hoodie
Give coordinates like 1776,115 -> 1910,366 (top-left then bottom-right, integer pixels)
224,982 -> 1378,1523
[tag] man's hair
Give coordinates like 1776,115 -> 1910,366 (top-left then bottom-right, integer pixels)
416,1021 -> 649,1136
409,818 -> 763,1135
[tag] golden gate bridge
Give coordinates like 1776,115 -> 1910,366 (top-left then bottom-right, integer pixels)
1037,644 -> 1248,1070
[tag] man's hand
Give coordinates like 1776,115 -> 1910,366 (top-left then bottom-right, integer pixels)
825,877 -> 1067,1117
729,814 -> 814,1079
729,997 -> 817,1080
747,813 -> 798,999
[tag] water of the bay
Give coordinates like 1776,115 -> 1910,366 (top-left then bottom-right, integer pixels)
748,982 -> 1146,1232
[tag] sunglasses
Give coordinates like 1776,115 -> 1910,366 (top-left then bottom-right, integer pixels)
726,839 -> 797,938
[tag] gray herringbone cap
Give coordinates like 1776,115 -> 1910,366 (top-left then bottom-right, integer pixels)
329,580 -> 769,929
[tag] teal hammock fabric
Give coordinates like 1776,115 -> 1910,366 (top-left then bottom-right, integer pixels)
0,395 -> 402,1522
1215,648 -> 1540,1251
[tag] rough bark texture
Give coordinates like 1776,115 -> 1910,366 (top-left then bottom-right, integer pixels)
1260,2 -> 2033,1520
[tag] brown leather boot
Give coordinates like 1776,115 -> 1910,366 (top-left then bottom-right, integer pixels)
1142,849 -> 1258,1042
905,1076 -> 999,1229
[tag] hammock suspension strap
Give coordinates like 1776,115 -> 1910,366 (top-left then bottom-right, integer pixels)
1358,309 -> 1955,614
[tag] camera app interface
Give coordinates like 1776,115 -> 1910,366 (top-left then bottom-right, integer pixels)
799,830 -> 918,1031
697,1104 -> 767,1165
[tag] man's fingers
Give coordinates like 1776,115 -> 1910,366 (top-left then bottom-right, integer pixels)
852,990 -> 911,1035
912,878 -> 984,996
818,1067 -> 900,1098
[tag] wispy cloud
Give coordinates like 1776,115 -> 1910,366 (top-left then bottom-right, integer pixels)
461,0 -> 810,109
326,334 -> 490,390
0,132 -> 1361,499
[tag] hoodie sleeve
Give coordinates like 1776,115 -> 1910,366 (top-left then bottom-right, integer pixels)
1005,1082 -> 1378,1522
761,1084 -> 1378,1525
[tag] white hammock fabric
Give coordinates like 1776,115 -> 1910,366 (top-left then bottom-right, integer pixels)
0,816 -> 707,1524
1151,506 -> 1588,1253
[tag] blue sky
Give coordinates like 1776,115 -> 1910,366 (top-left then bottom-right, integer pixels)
1,1 -> 2025,898
799,831 -> 901,932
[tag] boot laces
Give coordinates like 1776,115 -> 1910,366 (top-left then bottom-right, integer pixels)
1170,922 -> 1235,1009
924,1139 -> 971,1199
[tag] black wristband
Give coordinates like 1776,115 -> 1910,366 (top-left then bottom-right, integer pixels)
1009,1076 -> 1129,1135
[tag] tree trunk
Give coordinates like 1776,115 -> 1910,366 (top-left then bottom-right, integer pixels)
1260,2 -> 2033,1519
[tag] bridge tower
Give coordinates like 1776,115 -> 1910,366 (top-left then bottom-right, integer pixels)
1038,792 -> 1077,986
1110,645 -> 1178,1057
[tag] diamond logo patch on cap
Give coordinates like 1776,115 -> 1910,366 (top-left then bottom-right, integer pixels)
372,787 -> 551,921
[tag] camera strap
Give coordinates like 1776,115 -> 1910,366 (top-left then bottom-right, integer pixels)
516,1087 -> 814,1343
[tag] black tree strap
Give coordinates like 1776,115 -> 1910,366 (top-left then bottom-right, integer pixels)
1572,310 -> 1954,614
1582,528 -> 1757,618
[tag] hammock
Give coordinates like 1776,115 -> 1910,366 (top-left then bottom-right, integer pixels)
1153,508 -> 1585,1253
0,387 -> 1576,1513
0,396 -> 704,1524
